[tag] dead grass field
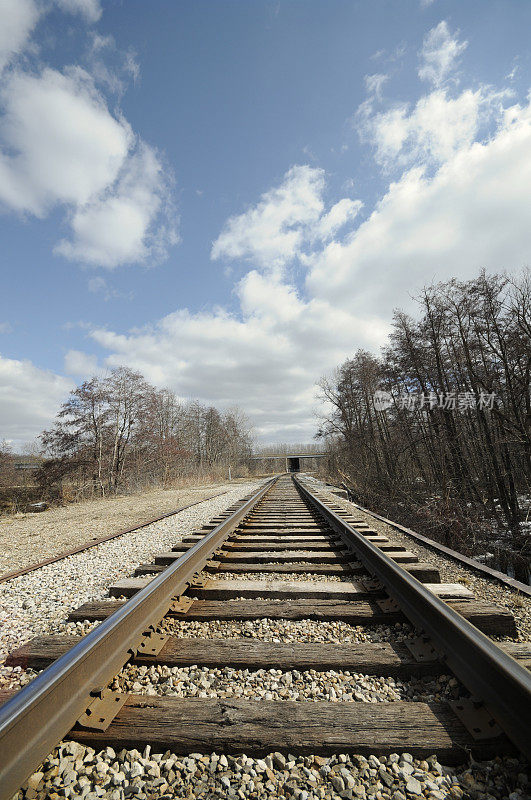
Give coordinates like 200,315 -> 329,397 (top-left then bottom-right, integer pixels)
0,480 -> 244,576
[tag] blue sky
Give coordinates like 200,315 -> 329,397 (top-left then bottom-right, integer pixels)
1,0 -> 530,447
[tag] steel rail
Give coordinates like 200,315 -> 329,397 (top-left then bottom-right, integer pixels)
294,475 -> 531,759
0,478 -> 276,800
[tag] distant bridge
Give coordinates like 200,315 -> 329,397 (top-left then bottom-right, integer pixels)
249,452 -> 328,472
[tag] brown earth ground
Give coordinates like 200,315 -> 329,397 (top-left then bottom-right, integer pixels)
0,478 -> 260,576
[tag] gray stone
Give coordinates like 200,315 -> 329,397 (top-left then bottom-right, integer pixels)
331,776 -> 345,793
272,752 -> 287,770
405,777 -> 423,796
378,767 -> 394,788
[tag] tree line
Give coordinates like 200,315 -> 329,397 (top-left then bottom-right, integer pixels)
39,367 -> 253,496
318,270 -> 530,580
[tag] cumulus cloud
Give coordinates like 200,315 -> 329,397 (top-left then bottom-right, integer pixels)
54,0 -> 102,23
0,0 -> 40,73
212,165 -> 360,274
315,198 -> 363,241
90,272 -> 389,441
0,355 -> 71,446
308,98 -> 531,316
0,67 -> 132,215
418,21 -> 467,87
212,165 -> 326,273
55,142 -> 178,267
64,349 -> 98,376
0,1 -> 177,269
0,66 -> 177,267
358,88 -> 484,168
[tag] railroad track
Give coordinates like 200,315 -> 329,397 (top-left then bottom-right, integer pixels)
1,474 -> 530,798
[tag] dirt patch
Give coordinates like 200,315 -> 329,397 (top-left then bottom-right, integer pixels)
0,481 -> 237,575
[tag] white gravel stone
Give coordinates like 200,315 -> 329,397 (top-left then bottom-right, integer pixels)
112,663 -> 464,704
0,482 -> 264,679
12,743 -> 530,800
217,571 -> 357,582
161,617 -> 414,644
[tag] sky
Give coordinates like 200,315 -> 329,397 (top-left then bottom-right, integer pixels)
0,0 -> 530,449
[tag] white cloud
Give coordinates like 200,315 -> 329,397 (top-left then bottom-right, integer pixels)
55,143 -> 178,267
358,88 -> 484,168
364,73 -> 388,100
0,0 -> 40,73
90,274 -> 389,442
54,0 -> 102,23
212,165 -> 360,274
64,349 -> 98,376
0,322 -> 13,333
212,165 -> 326,273
418,21 -> 467,87
315,198 -> 363,241
0,67 -> 132,215
0,355 -> 71,446
308,97 -> 531,317
0,66 -> 178,267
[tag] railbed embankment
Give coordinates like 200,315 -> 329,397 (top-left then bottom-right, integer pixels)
313,479 -> 531,641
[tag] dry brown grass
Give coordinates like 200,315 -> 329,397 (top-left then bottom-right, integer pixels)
0,479 -> 236,576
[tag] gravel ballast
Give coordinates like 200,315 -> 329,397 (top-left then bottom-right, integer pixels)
0,481 -> 264,673
13,742 -> 530,800
160,619 -> 414,644
112,663 -> 463,704
215,572 -> 356,582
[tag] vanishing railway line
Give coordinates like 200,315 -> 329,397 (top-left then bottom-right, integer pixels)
0,474 -> 530,798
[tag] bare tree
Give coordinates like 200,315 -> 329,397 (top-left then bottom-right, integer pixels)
318,270 -> 531,581
39,369 -> 254,495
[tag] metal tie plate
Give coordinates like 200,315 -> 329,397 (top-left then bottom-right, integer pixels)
77,689 -> 127,731
170,595 -> 193,614
450,700 -> 503,740
376,597 -> 401,613
190,577 -> 208,590
360,577 -> 384,592
135,631 -> 168,657
403,636 -> 439,662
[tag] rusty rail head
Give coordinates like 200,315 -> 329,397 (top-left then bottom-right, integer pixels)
294,475 -> 531,760
0,478 -> 276,800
